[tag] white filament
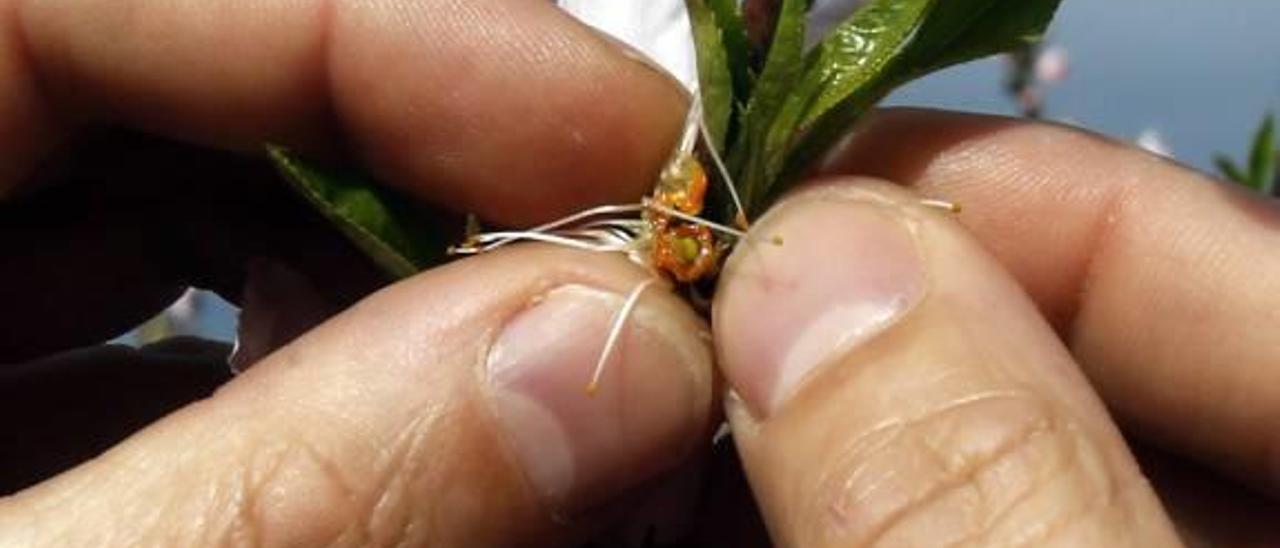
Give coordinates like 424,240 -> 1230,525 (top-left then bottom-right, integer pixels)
640,198 -> 747,239
586,278 -> 659,394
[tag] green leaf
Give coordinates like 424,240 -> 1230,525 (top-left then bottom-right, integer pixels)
918,0 -> 1064,74
738,0 -> 942,211
729,0 -> 808,212
798,1 -> 949,130
686,0 -> 735,152
746,0 -> 1061,210
1247,113 -> 1276,194
1215,154 -> 1248,185
268,146 -> 448,278
708,0 -> 754,108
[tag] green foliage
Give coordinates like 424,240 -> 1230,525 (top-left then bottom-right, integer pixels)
726,0 -> 809,216
705,0 -> 1063,215
707,0 -> 754,116
268,147 -> 448,278
686,0 -> 735,151
1216,113 -> 1277,195
922,1 -> 1063,74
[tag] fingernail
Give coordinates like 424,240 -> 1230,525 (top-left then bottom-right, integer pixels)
715,192 -> 926,418
486,285 -> 708,512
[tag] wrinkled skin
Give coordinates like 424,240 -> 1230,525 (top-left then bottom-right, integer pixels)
3,1 -> 1280,546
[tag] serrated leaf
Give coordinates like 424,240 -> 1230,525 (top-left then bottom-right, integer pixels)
739,0 -> 942,211
799,1 -> 942,129
729,0 -> 808,211
1248,113 -> 1276,194
708,0 -> 754,108
1215,154 -> 1249,185
687,0 -> 735,152
268,146 -> 448,279
743,0 -> 936,214
918,0 -> 1064,74
746,0 -> 1061,210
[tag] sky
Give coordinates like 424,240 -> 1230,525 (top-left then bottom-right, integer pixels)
146,0 -> 1280,345
887,0 -> 1280,173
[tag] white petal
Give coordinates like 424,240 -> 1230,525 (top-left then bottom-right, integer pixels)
557,0 -> 698,92
1035,46 -> 1070,84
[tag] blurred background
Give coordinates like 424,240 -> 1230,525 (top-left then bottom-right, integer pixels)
890,0 -> 1280,169
118,0 -> 1280,349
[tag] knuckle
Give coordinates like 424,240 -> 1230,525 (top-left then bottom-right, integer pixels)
801,390 -> 1121,547
226,404 -> 459,547
228,437 -> 365,547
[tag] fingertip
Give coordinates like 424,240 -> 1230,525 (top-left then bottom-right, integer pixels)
714,180 -> 928,419
829,109 -> 1280,494
331,0 -> 688,225
713,179 -> 1180,547
14,0 -> 687,224
483,280 -> 713,511
4,246 -> 715,546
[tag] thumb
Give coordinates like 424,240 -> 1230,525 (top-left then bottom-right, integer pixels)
0,246 -> 715,547
714,180 -> 1181,547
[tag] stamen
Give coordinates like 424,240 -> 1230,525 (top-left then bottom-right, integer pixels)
452,230 -> 631,254
697,109 -> 749,227
447,203 -> 648,255
580,218 -> 648,232
677,93 -> 704,157
524,203 -> 647,233
642,198 -> 748,239
920,199 -> 962,213
586,278 -> 659,395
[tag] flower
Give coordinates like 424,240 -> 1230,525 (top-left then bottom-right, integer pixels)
1035,46 -> 1070,84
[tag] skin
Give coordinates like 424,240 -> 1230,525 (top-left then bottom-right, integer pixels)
2,0 -> 1279,545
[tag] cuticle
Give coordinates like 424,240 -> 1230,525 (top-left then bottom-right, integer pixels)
735,194 -> 933,420
478,281 -> 589,516
478,276 -> 704,518
481,280 -> 596,383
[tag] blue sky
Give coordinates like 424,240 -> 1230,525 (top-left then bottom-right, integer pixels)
888,0 -> 1280,173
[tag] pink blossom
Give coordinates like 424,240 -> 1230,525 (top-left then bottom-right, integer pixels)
1035,46 -> 1070,84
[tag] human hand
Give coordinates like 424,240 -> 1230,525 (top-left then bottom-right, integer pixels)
3,1 -> 717,545
692,109 -> 1280,546
4,1 -> 1280,546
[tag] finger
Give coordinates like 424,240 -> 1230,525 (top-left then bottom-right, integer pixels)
714,180 -> 1181,547
0,245 -> 715,546
827,108 -> 1280,492
8,0 -> 685,224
